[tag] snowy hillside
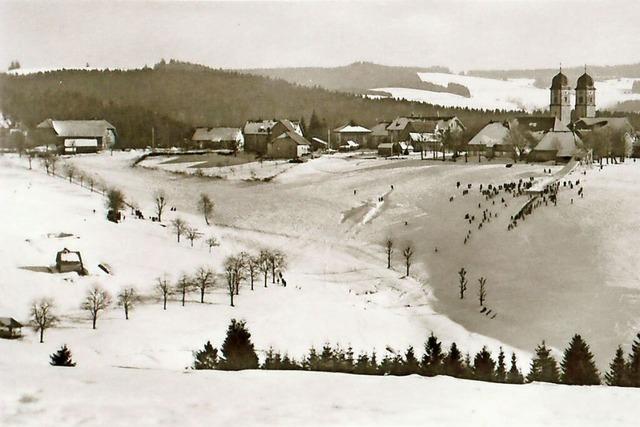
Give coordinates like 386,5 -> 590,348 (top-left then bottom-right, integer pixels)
371,72 -> 640,112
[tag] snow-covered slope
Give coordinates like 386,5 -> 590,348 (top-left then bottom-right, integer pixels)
371,72 -> 640,111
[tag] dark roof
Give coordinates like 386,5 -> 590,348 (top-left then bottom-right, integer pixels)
576,73 -> 595,90
370,122 -> 390,136
550,72 -> 569,90
514,116 -> 560,133
573,117 -> 634,132
0,317 -> 23,328
410,121 -> 438,133
272,120 -> 310,146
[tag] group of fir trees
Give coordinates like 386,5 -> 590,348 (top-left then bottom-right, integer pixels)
605,332 -> 640,387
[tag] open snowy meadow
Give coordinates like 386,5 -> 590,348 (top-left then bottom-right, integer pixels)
2,151 -> 640,425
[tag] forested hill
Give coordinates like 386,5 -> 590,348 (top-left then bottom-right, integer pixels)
0,63 -> 515,148
241,61 -> 471,97
468,63 -> 640,89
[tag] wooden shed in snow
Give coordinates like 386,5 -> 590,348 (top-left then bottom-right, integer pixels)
55,248 -> 85,274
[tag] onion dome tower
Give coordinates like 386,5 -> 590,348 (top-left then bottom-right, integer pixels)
575,66 -> 596,118
550,66 -> 572,125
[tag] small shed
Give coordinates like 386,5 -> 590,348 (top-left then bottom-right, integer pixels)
55,248 -> 85,274
378,142 -> 401,157
310,137 -> 328,151
0,317 -> 23,339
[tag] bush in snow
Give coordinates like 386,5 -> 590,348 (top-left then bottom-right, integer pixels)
50,344 -> 76,367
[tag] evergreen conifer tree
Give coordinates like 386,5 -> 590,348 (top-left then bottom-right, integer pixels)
50,344 -> 76,367
421,333 -> 444,376
193,340 -> 219,370
473,346 -> 496,381
527,341 -> 560,383
495,347 -> 507,383
402,346 -> 420,375
218,319 -> 258,370
506,352 -> 524,384
605,346 -> 629,387
627,332 -> 640,387
442,342 -> 466,378
560,334 -> 600,385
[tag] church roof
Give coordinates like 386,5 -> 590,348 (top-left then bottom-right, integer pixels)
533,131 -> 582,158
550,72 -> 569,90
576,73 -> 595,90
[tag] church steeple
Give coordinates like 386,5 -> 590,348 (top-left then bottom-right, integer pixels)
550,64 -> 572,125
575,65 -> 596,118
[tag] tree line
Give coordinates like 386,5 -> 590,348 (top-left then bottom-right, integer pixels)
193,319 -> 640,388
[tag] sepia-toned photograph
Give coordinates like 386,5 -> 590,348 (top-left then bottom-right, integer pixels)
1,0 -> 640,425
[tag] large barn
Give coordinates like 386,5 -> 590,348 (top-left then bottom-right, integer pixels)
266,121 -> 311,159
36,119 -> 117,154
192,127 -> 244,151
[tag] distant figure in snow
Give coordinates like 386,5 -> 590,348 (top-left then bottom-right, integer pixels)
434,247 -> 438,253
391,185 -> 394,190
354,189 -> 357,195
404,221 -> 408,226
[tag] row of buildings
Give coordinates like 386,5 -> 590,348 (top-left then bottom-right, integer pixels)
468,69 -> 636,162
25,69 -> 635,162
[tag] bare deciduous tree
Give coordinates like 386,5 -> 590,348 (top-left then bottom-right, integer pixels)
154,189 -> 168,222
198,193 -> 214,225
403,245 -> 414,277
258,249 -> 271,288
458,267 -> 468,299
175,273 -> 193,306
81,286 -> 112,329
224,256 -> 240,307
86,175 -> 95,192
64,163 -> 76,183
117,287 -> 138,320
478,277 -> 487,307
245,255 -> 259,291
268,249 -> 287,284
205,236 -> 220,253
156,275 -> 172,310
30,298 -> 58,343
193,267 -> 215,303
171,217 -> 188,243
185,226 -> 203,247
385,238 -> 394,269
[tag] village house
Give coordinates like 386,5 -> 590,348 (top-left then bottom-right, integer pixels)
369,122 -> 391,148
310,137 -> 328,151
36,119 -> 117,154
468,121 -> 512,157
243,119 -> 303,155
386,116 -> 465,143
266,120 -> 311,159
529,130 -> 584,162
333,123 -> 371,147
191,127 -> 244,151
55,248 -> 85,274
0,317 -> 23,339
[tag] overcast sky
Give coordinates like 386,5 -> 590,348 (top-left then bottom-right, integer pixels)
1,0 -> 639,72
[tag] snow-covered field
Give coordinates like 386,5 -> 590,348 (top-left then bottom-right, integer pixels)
3,152 -> 640,425
371,72 -> 640,111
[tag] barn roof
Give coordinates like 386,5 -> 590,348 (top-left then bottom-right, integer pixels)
378,142 -> 395,149
533,131 -> 583,158
243,120 -> 278,135
513,116 -> 562,133
387,116 -> 457,131
311,137 -> 327,146
192,127 -> 242,142
468,122 -> 510,148
57,248 -> 81,263
64,139 -> 98,148
0,317 -> 23,328
272,120 -> 310,146
37,119 -> 115,137
370,122 -> 390,136
334,124 -> 371,133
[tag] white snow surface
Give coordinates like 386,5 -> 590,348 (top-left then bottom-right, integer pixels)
3,153 -> 640,425
371,73 -> 640,112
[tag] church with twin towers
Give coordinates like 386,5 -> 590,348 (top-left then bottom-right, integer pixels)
550,66 -> 596,125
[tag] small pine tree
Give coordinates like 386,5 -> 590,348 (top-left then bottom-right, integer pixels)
627,332 -> 640,387
473,346 -> 496,381
193,340 -> 219,370
527,341 -> 560,383
442,342 -> 466,378
218,319 -> 259,371
605,346 -> 629,387
402,346 -> 420,375
304,347 -> 321,371
421,332 -> 444,376
506,352 -> 524,384
560,334 -> 600,385
50,344 -> 76,367
495,347 -> 507,383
